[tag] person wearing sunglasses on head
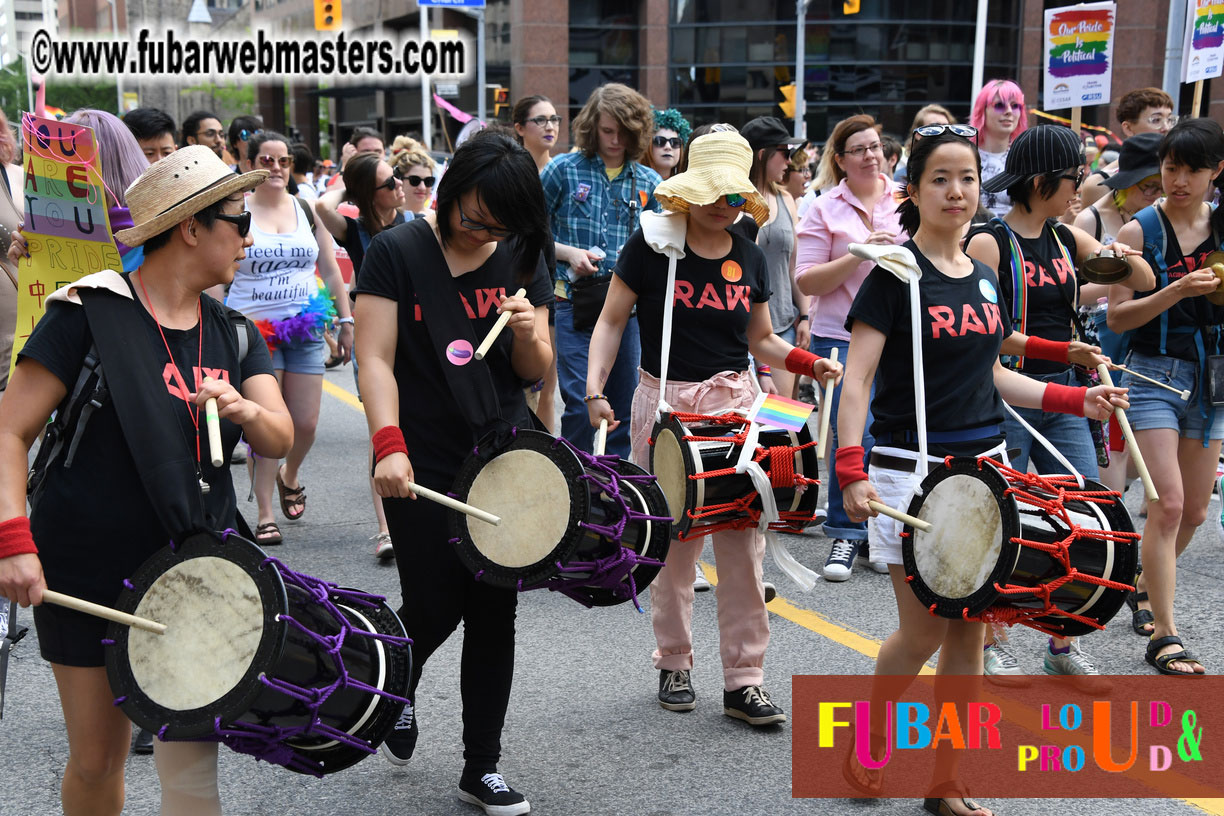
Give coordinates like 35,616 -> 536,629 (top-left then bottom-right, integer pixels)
1079,87 -> 1177,208
795,113 -> 906,582
512,95 -> 561,172
971,79 -> 1029,219
389,135 -> 437,219
966,124 -> 1154,687
215,131 -> 353,548
0,145 -> 292,816
226,115 -> 263,173
643,107 -> 691,181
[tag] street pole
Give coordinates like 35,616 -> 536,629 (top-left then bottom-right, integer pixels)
794,0 -> 807,139
1162,0 -> 1187,114
476,7 -> 486,123
420,6 -> 432,149
971,0 -> 987,111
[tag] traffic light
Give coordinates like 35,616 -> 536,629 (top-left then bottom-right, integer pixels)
778,83 -> 797,119
315,0 -> 341,30
492,86 -> 509,119
844,0 -> 860,13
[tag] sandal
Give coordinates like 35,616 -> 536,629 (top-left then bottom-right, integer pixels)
255,522 -> 283,546
1125,591 -> 1155,636
841,732 -> 885,796
923,781 -> 988,815
324,355 -> 344,369
1145,634 -> 1206,677
276,466 -> 306,520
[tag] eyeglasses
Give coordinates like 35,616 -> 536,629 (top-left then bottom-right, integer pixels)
1144,113 -> 1178,128
653,135 -> 683,149
527,115 -> 562,127
725,193 -> 746,208
257,155 -> 293,168
458,201 -> 512,238
913,124 -> 979,139
838,142 -> 884,158
1136,179 -> 1163,196
195,128 -> 222,139
394,171 -> 435,188
375,175 -> 398,192
214,211 -> 252,238
239,128 -> 262,143
991,101 -> 1023,114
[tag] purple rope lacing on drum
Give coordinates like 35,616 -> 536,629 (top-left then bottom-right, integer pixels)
123,579 -> 135,591
518,439 -> 669,612
196,557 -> 413,777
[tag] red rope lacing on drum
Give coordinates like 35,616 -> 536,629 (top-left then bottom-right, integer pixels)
949,457 -> 1138,636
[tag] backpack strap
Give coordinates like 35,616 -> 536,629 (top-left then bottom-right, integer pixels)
1134,206 -> 1172,355
987,217 -> 1028,368
295,196 -> 316,234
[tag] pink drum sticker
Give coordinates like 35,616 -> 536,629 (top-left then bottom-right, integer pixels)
446,339 -> 474,365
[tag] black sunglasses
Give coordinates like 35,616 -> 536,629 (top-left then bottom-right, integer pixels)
395,171 -> 436,188
214,211 -> 252,238
652,135 -> 683,149
376,175 -> 397,192
1059,166 -> 1085,188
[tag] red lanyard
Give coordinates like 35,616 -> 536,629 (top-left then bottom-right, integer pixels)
137,271 -> 203,469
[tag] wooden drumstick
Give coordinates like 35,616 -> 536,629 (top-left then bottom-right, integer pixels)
594,418 -> 608,456
1110,364 -> 1190,400
474,288 -> 528,361
408,481 -> 502,526
868,500 -> 933,533
202,376 -> 223,467
817,347 -> 839,456
1097,363 -> 1159,503
41,590 -> 167,635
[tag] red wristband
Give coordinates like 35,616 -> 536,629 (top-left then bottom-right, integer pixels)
1024,336 -> 1071,364
372,426 -> 409,464
835,445 -> 869,488
1042,383 -> 1087,417
785,347 -> 821,375
0,516 -> 37,560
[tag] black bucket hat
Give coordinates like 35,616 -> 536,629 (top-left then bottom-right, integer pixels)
981,124 -> 1085,193
1103,132 -> 1162,191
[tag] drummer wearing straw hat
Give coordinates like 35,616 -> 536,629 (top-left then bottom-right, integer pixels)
0,144 -> 292,815
586,127 -> 842,726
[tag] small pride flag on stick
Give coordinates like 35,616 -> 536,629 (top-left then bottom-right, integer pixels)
747,393 -> 814,433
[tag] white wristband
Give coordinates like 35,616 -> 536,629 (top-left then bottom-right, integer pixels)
337,317 -> 355,325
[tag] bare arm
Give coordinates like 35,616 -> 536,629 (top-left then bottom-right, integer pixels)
747,301 -> 842,385
506,299 -> 552,383
356,294 -> 419,499
837,320 -> 885,520
314,188 -> 349,241
584,275 -> 638,430
314,227 -> 353,361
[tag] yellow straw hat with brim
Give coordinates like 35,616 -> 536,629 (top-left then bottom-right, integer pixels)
115,145 -> 268,247
653,131 -> 769,227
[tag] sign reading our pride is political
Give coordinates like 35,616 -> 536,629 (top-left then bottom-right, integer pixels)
10,115 -> 120,374
1183,0 -> 1224,83
1042,1 -> 1117,111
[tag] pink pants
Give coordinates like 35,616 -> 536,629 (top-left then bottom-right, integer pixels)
631,369 -> 770,692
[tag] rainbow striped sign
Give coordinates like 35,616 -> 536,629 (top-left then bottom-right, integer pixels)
1043,2 -> 1115,111
748,393 -> 814,433
1183,0 -> 1224,83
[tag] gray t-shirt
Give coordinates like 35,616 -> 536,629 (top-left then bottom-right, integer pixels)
760,191 -> 797,333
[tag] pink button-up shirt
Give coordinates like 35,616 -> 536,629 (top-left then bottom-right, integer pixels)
795,174 -> 906,341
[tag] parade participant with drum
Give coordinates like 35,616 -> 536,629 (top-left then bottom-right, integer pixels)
0,145 -> 292,816
584,128 -> 842,727
837,125 -> 1126,814
354,131 -> 552,815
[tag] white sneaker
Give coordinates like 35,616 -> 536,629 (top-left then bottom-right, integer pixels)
693,567 -> 712,592
822,539 -> 858,582
983,642 -> 1031,687
372,532 -> 394,560
857,551 -> 889,574
1044,640 -> 1112,694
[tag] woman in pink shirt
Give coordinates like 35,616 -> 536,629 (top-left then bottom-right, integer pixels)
795,114 -> 904,583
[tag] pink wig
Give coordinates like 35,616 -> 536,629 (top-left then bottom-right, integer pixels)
970,79 -> 1028,145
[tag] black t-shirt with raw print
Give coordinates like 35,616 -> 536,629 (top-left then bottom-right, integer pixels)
615,229 -> 772,382
967,219 -> 1081,376
847,241 -> 1010,454
17,288 -> 274,607
353,218 -> 553,487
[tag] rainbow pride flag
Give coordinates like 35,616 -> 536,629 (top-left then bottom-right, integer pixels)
749,393 -> 814,432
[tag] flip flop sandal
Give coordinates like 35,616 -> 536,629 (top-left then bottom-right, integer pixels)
255,522 -> 283,546
277,467 -> 307,520
841,733 -> 885,797
325,355 -> 344,369
1125,590 -> 1155,635
1146,634 -> 1206,677
923,781 -> 987,816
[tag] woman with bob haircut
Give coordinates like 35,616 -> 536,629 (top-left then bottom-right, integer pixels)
838,125 -> 1126,815
512,95 -> 560,172
0,145 -> 292,816
971,79 -> 1029,218
643,107 -> 691,180
354,131 -> 553,813
1108,118 -> 1224,676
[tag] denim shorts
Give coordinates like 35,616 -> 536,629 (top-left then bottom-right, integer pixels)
775,323 -> 797,346
1121,351 -> 1224,441
271,336 -> 326,375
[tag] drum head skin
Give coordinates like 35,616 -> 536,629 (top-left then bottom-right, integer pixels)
450,429 -> 590,588
650,418 -> 694,530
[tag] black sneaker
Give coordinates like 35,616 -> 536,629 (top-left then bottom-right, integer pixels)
380,702 -> 417,766
763,582 -> 777,603
657,669 -> 696,711
132,727 -> 154,755
723,685 -> 787,726
822,539 -> 858,582
457,771 -> 530,816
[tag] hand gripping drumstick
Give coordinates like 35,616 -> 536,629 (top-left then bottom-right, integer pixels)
594,419 -> 608,456
474,288 -> 528,361
408,481 -> 502,526
868,500 -> 933,533
1097,363 -> 1159,503
202,377 -> 224,467
816,347 -> 839,455
41,590 -> 167,635
1110,364 -> 1190,401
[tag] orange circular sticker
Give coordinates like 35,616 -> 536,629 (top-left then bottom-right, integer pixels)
721,260 -> 742,283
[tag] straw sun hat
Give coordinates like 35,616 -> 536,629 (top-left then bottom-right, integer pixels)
115,145 -> 268,247
653,130 -> 769,227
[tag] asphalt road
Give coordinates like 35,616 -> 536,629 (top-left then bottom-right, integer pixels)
2,366 -> 1222,816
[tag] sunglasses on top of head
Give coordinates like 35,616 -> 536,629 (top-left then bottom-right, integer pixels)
913,124 -> 979,139
214,211 -> 252,238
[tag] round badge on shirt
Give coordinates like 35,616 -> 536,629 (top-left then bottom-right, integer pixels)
722,261 -> 743,283
446,339 -> 474,365
979,278 -> 997,304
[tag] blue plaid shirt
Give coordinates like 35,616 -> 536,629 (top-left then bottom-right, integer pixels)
540,152 -> 661,298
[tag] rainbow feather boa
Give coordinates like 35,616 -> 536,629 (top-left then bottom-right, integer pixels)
254,281 -> 337,351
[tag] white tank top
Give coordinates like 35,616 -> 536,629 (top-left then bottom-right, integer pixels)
226,199 -> 320,321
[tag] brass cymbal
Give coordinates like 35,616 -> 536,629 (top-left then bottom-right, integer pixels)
1081,248 -> 1131,284
1203,250 -> 1224,306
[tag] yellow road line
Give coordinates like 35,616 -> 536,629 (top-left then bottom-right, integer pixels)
322,379 -> 365,414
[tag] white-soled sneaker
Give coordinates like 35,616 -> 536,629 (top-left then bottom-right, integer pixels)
983,642 -> 1031,688
458,771 -> 530,816
380,702 -> 417,765
1044,640 -> 1112,694
822,539 -> 858,582
693,569 -> 712,592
